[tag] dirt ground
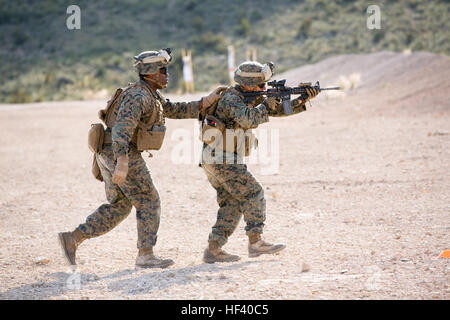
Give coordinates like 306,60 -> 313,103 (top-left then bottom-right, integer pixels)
0,52 -> 449,300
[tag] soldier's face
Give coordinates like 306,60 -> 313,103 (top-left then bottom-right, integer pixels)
242,83 -> 265,92
156,67 -> 169,88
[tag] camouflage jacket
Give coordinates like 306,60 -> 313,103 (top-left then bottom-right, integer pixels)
112,79 -> 200,158
214,85 -> 307,130
201,85 -> 307,162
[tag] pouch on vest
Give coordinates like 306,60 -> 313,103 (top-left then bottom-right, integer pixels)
87,123 -> 105,182
200,115 -> 226,145
136,124 -> 166,151
214,128 -> 258,157
91,154 -> 103,182
88,123 -> 105,153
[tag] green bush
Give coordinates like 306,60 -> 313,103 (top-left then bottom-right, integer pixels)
297,18 -> 313,39
0,0 -> 448,103
190,33 -> 227,54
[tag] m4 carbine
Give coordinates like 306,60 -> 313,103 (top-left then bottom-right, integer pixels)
241,79 -> 340,115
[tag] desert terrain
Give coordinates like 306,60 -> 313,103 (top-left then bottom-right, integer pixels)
0,51 -> 449,299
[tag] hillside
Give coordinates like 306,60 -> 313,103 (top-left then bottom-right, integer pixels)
0,0 -> 449,103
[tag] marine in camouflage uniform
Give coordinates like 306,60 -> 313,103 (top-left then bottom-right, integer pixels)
201,61 -> 319,263
58,49 -> 225,269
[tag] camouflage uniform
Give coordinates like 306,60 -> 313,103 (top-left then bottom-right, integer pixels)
201,85 -> 307,247
78,79 -> 199,249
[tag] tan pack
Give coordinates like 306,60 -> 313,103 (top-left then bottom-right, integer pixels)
88,123 -> 105,153
91,154 -> 103,182
136,124 -> 166,151
200,115 -> 225,145
87,123 -> 106,181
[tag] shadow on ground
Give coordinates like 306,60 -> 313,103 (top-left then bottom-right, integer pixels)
0,261 -> 258,299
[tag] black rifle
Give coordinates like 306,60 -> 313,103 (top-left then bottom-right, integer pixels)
241,79 -> 340,115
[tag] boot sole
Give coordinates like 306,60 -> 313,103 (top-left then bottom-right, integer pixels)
248,244 -> 286,258
203,257 -> 241,264
136,260 -> 174,269
203,256 -> 241,264
58,233 -> 76,266
203,250 -> 241,264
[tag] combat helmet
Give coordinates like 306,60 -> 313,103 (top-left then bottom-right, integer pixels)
134,48 -> 172,75
234,61 -> 274,87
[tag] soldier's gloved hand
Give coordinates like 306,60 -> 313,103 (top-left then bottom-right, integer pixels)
200,86 -> 228,110
304,87 -> 319,102
262,96 -> 281,110
297,82 -> 319,103
112,155 -> 129,185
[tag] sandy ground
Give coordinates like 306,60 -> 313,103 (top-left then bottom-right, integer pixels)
0,52 -> 449,300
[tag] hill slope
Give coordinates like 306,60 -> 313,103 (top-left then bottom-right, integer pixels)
278,51 -> 450,114
0,0 -> 449,102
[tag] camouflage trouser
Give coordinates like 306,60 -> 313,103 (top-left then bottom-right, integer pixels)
201,163 -> 266,247
77,145 -> 161,249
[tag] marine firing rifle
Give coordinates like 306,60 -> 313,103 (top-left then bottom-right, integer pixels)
241,79 -> 340,115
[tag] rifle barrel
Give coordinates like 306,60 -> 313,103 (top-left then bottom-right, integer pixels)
320,87 -> 340,90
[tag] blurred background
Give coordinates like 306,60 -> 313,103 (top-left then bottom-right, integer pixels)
0,0 -> 448,103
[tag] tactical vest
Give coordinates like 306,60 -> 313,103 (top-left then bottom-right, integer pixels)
199,86 -> 259,157
99,81 -> 166,151
88,81 -> 166,181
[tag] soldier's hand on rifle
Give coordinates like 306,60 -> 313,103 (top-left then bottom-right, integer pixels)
201,86 -> 227,110
262,96 -> 281,110
112,155 -> 129,185
297,83 -> 319,102
304,87 -> 319,102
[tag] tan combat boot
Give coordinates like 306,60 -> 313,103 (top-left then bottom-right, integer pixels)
135,247 -> 174,269
203,241 -> 240,264
248,234 -> 286,258
58,229 -> 86,265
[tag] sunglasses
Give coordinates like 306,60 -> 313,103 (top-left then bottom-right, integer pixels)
159,67 -> 168,75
